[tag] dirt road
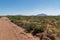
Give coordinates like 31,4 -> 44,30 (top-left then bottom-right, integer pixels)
0,17 -> 39,40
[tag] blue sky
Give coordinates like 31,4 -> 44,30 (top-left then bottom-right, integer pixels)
0,0 -> 60,15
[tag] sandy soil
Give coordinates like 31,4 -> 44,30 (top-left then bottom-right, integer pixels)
0,17 -> 39,40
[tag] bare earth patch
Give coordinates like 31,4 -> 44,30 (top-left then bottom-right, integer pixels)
0,17 -> 39,40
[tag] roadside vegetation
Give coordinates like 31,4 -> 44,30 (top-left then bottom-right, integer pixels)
8,16 -> 60,40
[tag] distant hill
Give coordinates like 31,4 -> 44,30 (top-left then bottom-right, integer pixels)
36,13 -> 47,16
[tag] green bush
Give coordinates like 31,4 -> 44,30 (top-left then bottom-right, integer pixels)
32,24 -> 46,35
8,16 -> 21,23
24,23 -> 36,33
35,25 -> 45,32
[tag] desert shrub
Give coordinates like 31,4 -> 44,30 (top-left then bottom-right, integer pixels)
35,25 -> 45,32
0,16 -> 2,18
32,24 -> 46,35
24,23 -> 36,33
8,16 -> 20,22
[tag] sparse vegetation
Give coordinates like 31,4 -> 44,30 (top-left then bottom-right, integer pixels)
8,16 -> 60,40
